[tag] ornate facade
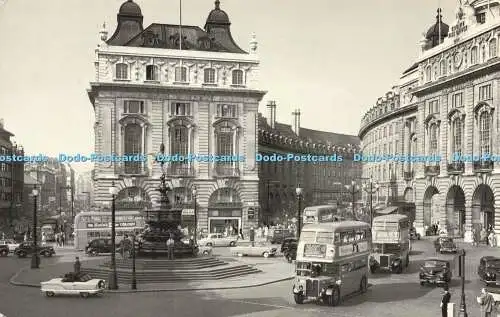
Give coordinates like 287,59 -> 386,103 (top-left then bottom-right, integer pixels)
258,101 -> 361,224
88,0 -> 265,235
359,0 -> 500,245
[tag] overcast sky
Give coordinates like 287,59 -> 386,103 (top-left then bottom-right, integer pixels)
0,0 -> 458,173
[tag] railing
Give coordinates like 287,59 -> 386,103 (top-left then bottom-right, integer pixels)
212,165 -> 240,178
117,163 -> 149,176
447,162 -> 465,175
167,164 -> 195,177
209,202 -> 243,208
424,165 -> 440,176
473,160 -> 494,173
403,171 -> 414,180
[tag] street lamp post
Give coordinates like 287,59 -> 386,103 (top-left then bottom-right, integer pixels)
295,187 -> 303,238
108,181 -> 119,290
362,177 -> 379,227
458,249 -> 468,317
30,186 -> 40,269
131,234 -> 137,290
192,186 -> 197,245
344,180 -> 360,219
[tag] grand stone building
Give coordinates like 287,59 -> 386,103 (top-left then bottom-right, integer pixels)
88,0 -> 264,235
359,0 -> 500,244
259,101 -> 361,224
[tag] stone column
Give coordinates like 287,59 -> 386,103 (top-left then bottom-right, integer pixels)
140,123 -> 145,173
415,201 -> 425,236
464,204 -> 473,243
187,125 -> 192,170
232,127 -> 237,170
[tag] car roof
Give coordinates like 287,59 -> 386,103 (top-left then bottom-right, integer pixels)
424,258 -> 450,262
482,256 -> 500,261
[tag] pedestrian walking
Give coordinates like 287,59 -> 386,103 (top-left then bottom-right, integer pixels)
61,234 -> 65,247
56,234 -> 61,247
440,285 -> 451,317
74,256 -> 81,274
477,288 -> 495,317
472,228 -> 479,247
41,232 -> 46,246
166,235 -> 174,260
481,228 -> 488,245
239,228 -> 244,240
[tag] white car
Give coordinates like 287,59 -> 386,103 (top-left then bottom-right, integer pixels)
198,234 -> 238,247
41,272 -> 106,298
0,239 -> 19,252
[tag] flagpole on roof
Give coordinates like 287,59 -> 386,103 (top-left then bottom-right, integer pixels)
179,0 -> 182,50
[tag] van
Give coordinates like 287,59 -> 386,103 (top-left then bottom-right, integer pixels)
270,229 -> 294,244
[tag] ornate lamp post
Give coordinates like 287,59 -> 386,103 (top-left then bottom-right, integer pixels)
131,234 -> 137,290
295,187 -> 303,237
362,177 -> 379,227
192,186 -> 197,245
458,249 -> 468,317
344,180 -> 360,219
108,181 -> 119,290
30,186 -> 39,269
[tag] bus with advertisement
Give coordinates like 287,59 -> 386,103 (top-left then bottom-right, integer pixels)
302,205 -> 342,225
292,220 -> 371,306
369,214 -> 410,274
73,210 -> 144,250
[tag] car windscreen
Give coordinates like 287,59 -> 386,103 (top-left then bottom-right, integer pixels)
78,274 -> 92,282
296,261 -> 338,277
486,260 -> 500,268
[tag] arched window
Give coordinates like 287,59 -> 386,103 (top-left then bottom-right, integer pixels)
440,59 -> 446,76
175,66 -> 188,82
429,124 -> 438,156
204,68 -> 216,84
116,63 -> 128,80
231,69 -> 244,85
425,66 -> 432,82
124,124 -> 142,174
452,118 -> 463,155
489,38 -> 497,58
479,112 -> 491,154
471,46 -> 478,64
146,65 -> 159,81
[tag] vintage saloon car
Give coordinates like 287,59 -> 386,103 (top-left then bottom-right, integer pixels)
478,256 -> 500,286
0,239 -> 20,252
0,244 -> 9,256
14,242 -> 55,258
230,241 -> 277,258
41,272 -> 106,298
198,233 -> 238,247
435,237 -> 458,254
419,258 -> 452,286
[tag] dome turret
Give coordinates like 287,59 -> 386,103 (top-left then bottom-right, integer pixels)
107,0 -> 144,45
119,0 -> 142,17
205,0 -> 230,29
425,8 -> 449,48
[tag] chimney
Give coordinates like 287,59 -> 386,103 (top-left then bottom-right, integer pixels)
292,108 -> 301,136
266,100 -> 276,129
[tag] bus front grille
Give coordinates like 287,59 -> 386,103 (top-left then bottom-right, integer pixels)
305,279 -> 319,297
380,255 -> 390,267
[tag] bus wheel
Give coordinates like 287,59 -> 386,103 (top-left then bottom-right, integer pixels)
327,287 -> 340,306
359,277 -> 368,293
293,294 -> 304,304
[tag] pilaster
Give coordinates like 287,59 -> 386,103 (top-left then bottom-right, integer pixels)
415,201 -> 424,236
464,204 -> 473,242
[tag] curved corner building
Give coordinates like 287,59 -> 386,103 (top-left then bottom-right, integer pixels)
359,1 -> 500,244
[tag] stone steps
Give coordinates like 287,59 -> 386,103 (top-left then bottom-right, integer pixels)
104,257 -> 227,270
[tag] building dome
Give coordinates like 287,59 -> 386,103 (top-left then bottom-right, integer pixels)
425,9 -> 449,42
206,0 -> 230,25
119,0 -> 142,16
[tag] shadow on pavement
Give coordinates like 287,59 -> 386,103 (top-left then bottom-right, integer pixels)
340,282 -> 435,306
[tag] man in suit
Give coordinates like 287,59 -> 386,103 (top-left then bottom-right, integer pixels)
441,285 -> 451,317
478,288 -> 495,317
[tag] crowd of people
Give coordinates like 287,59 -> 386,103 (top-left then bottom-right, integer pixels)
472,224 -> 497,247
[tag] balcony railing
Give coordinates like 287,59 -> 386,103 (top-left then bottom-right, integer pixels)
117,163 -> 149,176
403,170 -> 414,180
212,165 -> 240,178
473,160 -> 494,173
424,165 -> 440,176
167,164 -> 195,177
447,162 -> 465,175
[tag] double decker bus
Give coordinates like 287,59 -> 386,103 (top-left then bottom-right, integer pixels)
369,214 -> 410,274
292,220 -> 371,306
302,205 -> 342,225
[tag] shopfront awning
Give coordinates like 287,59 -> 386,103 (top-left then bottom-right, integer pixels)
376,206 -> 398,215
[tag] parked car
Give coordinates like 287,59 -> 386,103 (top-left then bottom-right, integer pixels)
409,228 -> 421,240
283,241 -> 297,263
14,242 -> 55,258
478,256 -> 500,286
434,237 -> 456,253
487,287 -> 500,304
0,239 -> 20,252
269,229 -> 294,245
0,244 -> 9,256
85,238 -> 113,256
419,258 -> 452,286
41,272 -> 106,298
280,237 -> 298,253
198,233 -> 238,247
230,241 -> 277,258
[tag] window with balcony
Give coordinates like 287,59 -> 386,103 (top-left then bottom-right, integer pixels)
216,104 -> 237,118
452,93 -> 463,108
477,12 -> 486,24
204,68 -> 216,84
231,69 -> 244,85
175,66 -> 188,82
479,84 -> 492,101
452,118 -> 463,155
145,65 -> 159,81
124,100 -> 145,114
479,111 -> 491,154
115,63 -> 129,80
214,122 -> 238,176
489,38 -> 498,58
471,46 -> 478,64
170,125 -> 189,175
124,124 -> 142,174
171,103 -> 191,116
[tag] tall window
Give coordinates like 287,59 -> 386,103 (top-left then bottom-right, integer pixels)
175,66 -> 188,82
171,125 -> 189,172
124,124 -> 142,174
124,101 -> 145,114
479,112 -> 491,154
216,125 -> 235,172
429,124 -> 438,156
216,104 -> 237,118
428,100 -> 439,114
479,84 -> 492,101
471,46 -> 478,64
146,65 -> 159,81
204,68 -> 216,84
116,63 -> 128,80
171,103 -> 191,116
394,140 -> 399,155
489,39 -> 498,58
383,127 -> 387,137
231,69 -> 244,85
452,118 -> 463,155
440,59 -> 446,76
452,93 -> 463,108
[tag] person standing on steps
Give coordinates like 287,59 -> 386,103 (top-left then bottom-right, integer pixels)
440,285 -> 451,317
166,235 -> 174,260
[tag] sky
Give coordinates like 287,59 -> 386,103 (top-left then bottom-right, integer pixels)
0,0 -> 458,174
